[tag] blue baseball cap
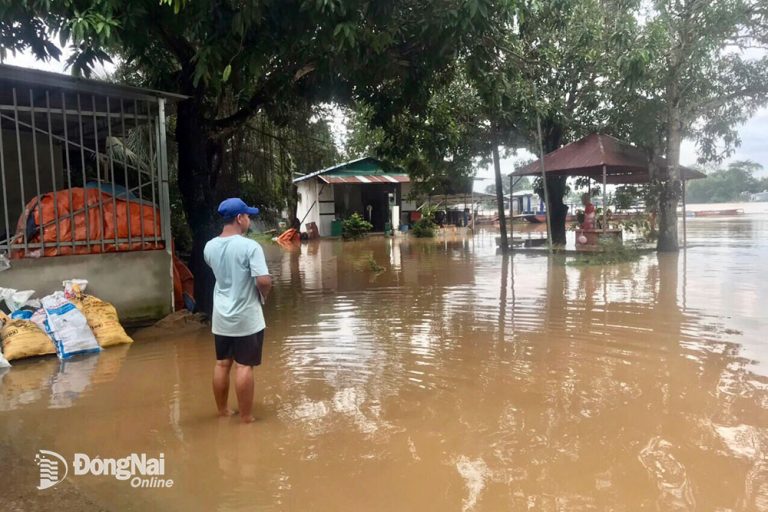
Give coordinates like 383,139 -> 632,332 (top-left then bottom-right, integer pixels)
218,198 -> 260,218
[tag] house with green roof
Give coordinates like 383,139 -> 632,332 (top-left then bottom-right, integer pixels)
293,157 -> 417,236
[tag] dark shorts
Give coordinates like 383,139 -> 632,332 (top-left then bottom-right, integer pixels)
214,330 -> 264,366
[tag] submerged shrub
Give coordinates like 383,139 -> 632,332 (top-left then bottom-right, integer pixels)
342,213 -> 373,240
411,205 -> 438,238
569,239 -> 642,266
411,217 -> 436,238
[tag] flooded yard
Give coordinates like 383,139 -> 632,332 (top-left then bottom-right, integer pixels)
2,204 -> 767,511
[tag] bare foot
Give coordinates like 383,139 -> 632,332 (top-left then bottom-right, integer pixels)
240,415 -> 256,424
218,409 -> 237,417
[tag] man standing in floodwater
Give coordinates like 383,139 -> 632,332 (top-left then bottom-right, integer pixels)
204,198 -> 272,423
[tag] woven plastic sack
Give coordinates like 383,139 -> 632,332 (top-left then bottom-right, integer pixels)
0,288 -> 35,313
72,291 -> 133,347
41,292 -> 101,359
0,311 -> 56,361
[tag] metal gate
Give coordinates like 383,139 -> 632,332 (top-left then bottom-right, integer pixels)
0,64 -> 179,259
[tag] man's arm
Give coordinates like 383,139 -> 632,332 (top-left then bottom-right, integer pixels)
249,242 -> 272,303
256,275 -> 272,303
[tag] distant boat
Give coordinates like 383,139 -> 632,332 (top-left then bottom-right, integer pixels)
686,209 -> 745,217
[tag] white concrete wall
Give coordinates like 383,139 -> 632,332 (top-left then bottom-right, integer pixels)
1,250 -> 173,324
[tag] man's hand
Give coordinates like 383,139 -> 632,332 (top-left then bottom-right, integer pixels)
256,275 -> 273,303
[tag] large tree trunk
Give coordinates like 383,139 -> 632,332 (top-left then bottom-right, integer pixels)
176,99 -> 223,315
658,99 -> 682,252
492,138 -> 508,253
546,176 -> 569,246
536,124 -> 568,246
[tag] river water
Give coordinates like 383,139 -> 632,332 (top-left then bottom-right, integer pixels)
1,203 -> 767,511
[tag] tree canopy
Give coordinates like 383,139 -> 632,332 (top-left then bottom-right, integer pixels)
345,71 -> 491,197
608,0 -> 768,249
686,161 -> 767,203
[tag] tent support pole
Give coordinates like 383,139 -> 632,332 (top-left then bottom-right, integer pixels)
510,175 -> 514,248
682,178 -> 687,248
602,164 -> 607,234
470,188 -> 474,231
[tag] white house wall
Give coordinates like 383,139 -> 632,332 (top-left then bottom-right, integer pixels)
296,178 -> 335,236
295,180 -> 315,232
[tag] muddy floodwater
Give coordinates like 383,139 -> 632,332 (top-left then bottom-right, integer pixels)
2,203 -> 768,511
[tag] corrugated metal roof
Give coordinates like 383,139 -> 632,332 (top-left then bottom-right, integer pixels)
320,174 -> 410,184
515,133 -> 706,182
0,63 -> 188,102
293,156 -> 408,184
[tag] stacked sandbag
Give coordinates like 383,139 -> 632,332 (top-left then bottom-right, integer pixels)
0,310 -> 57,361
0,281 -> 134,364
41,292 -> 101,359
66,283 -> 133,347
74,295 -> 133,348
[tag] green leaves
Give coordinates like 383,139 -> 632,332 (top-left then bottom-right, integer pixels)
332,22 -> 357,49
159,0 -> 188,15
342,212 -> 373,240
64,9 -> 119,45
66,46 -> 113,77
222,64 -> 232,83
615,0 -> 768,164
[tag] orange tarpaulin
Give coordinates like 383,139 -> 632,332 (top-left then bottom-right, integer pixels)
173,252 -> 195,311
10,187 -> 195,312
10,187 -> 161,258
276,228 -> 300,245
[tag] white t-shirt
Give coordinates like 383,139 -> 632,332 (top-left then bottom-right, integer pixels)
203,235 -> 269,336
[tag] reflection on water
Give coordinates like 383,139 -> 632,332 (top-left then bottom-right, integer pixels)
1,208 -> 768,511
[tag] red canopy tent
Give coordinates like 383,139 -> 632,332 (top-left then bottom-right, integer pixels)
513,133 -> 706,245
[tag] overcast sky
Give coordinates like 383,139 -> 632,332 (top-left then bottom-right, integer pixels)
6,50 -> 766,190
